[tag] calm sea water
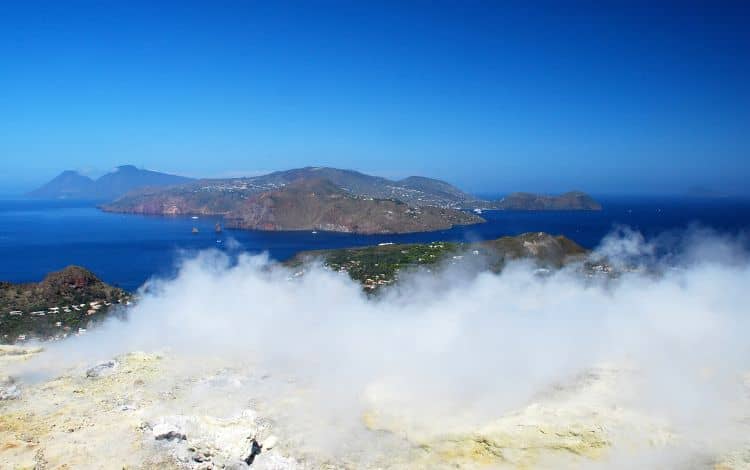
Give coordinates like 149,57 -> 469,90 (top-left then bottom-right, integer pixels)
1,197 -> 749,290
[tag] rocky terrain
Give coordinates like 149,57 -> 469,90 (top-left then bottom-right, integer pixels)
224,179 -> 483,234
104,177 -> 484,234
494,191 -> 602,210
1,234 -> 748,469
290,232 -> 588,290
241,167 -> 484,208
2,346 -> 748,469
0,266 -> 130,344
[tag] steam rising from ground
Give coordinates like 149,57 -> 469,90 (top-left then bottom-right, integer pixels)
14,227 -> 750,465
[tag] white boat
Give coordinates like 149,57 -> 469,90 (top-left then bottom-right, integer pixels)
191,216 -> 199,219
311,231 -> 318,234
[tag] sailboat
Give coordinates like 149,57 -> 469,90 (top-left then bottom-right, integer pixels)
191,227 -> 199,234
215,223 -> 222,233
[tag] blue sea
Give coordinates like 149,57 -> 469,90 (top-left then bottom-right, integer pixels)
1,197 -> 749,291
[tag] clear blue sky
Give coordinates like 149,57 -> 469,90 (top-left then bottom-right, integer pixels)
1,1 -> 748,195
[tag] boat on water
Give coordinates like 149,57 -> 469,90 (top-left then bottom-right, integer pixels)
215,223 -> 222,233
191,216 -> 199,219
191,227 -> 199,234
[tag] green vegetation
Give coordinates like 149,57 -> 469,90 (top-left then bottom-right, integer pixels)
316,241 -> 460,288
290,232 -> 587,291
0,266 -> 131,343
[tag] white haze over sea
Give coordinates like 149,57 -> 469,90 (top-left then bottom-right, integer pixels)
13,226 -> 750,465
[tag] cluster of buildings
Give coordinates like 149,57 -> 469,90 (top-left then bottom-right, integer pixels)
8,326 -> 90,344
196,180 -> 283,194
362,274 -> 395,290
2,296 -> 131,344
187,177 -> 475,212
384,185 -> 465,209
5,299 -> 121,319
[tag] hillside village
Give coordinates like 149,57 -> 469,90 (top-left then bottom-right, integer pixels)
2,297 -> 130,344
0,266 -> 131,344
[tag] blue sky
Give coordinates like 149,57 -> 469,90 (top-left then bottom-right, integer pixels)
1,1 -> 748,195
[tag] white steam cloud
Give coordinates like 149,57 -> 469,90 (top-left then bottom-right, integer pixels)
13,227 -> 750,466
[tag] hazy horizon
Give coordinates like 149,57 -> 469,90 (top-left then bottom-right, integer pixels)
4,163 -> 749,199
2,2 -> 749,195
4,4 -> 750,468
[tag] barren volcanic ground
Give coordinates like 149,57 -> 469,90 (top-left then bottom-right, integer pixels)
2,229 -> 750,469
3,346 -> 749,469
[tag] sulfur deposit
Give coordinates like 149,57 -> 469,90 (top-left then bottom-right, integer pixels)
3,344 -> 748,469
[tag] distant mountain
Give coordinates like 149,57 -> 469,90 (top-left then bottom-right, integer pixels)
28,165 -> 194,201
219,167 -> 482,208
31,164 -> 602,214
27,170 -> 96,199
104,177 -> 484,234
91,165 -> 194,200
495,191 -> 602,211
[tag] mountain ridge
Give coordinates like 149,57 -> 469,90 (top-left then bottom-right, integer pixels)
28,165 -> 194,201
224,177 -> 484,233
104,176 -> 485,234
31,165 -> 601,212
99,166 -> 601,234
